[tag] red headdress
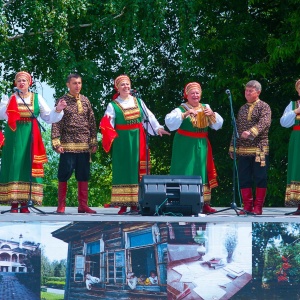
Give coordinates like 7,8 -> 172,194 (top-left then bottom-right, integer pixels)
112,74 -> 131,100
14,71 -> 33,86
184,82 -> 202,99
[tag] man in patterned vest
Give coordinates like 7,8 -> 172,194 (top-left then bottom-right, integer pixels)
51,73 -> 98,213
229,80 -> 271,215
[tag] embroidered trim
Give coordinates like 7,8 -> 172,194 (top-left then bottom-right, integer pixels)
67,93 -> 83,114
203,184 -> 212,202
285,181 -> 300,206
90,137 -> 97,145
52,138 -> 61,148
111,184 -> 139,205
247,99 -> 260,121
114,97 -> 141,121
61,142 -> 90,151
0,182 -> 43,204
18,93 -> 35,118
250,126 -> 259,137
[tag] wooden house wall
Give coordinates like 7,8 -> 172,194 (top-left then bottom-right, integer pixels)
63,222 -> 168,300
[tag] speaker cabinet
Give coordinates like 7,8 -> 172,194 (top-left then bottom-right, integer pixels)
138,175 -> 203,216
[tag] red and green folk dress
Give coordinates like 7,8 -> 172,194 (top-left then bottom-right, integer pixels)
280,100 -> 300,207
100,95 -> 164,207
165,103 -> 223,202
0,92 -> 63,205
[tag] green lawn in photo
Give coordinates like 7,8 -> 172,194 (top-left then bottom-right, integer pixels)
41,292 -> 64,300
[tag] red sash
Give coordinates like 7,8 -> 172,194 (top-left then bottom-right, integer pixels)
177,129 -> 218,189
0,131 -> 4,147
293,125 -> 300,130
7,94 -> 20,131
31,118 -> 48,177
99,115 -> 118,153
115,123 -> 149,180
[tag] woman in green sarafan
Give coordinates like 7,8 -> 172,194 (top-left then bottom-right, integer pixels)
0,71 -> 66,213
165,82 -> 223,214
101,75 -> 170,215
280,79 -> 300,215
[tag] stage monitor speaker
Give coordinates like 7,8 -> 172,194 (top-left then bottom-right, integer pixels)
138,175 -> 203,216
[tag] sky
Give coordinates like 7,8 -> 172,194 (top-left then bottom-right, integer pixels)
0,221 -> 69,262
41,222 -> 69,262
36,82 -> 55,107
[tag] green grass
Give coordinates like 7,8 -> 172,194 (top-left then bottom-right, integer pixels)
41,292 -> 64,300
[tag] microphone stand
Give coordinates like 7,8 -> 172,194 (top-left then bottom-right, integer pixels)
208,90 -> 252,216
1,90 -> 46,214
131,89 -> 157,175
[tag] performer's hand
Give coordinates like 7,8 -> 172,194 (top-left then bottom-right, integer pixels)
294,107 -> 300,115
55,146 -> 64,153
204,107 -> 214,116
56,99 -> 67,112
91,146 -> 97,153
157,128 -> 171,136
183,109 -> 198,119
241,130 -> 251,139
229,152 -> 234,159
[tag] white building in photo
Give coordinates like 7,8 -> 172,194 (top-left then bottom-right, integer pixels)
0,234 -> 39,273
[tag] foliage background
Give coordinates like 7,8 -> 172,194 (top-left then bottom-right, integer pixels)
249,222 -> 300,299
1,0 -> 300,207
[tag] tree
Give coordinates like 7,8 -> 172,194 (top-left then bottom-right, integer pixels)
41,247 -> 52,285
251,223 -> 300,298
41,247 -> 67,286
53,259 -> 67,277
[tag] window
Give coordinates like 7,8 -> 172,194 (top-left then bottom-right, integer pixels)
84,239 -> 104,278
124,226 -> 167,292
86,241 -> 100,255
74,255 -> 85,282
106,251 -> 125,284
128,229 -> 153,248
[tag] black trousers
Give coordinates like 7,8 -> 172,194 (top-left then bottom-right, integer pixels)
238,155 -> 269,189
58,152 -> 90,182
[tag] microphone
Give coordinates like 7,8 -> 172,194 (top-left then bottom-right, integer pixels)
130,89 -> 138,96
225,89 -> 231,95
13,87 -> 22,93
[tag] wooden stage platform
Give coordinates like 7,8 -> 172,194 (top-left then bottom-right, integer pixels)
0,205 -> 299,222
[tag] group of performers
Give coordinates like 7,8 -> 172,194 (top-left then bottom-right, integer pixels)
0,71 -> 299,216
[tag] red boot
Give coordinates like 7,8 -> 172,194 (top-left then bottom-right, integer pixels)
78,181 -> 96,213
239,188 -> 253,215
252,187 -> 267,215
10,202 -> 19,213
118,206 -> 127,215
20,202 -> 30,213
56,182 -> 67,213
292,204 -> 300,215
202,203 -> 217,214
130,206 -> 139,213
